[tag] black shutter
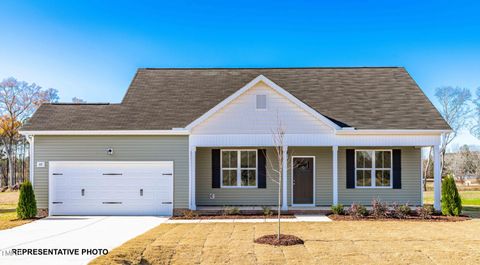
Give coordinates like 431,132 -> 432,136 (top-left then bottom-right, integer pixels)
258,149 -> 267,188
212,149 -> 220,188
392,149 -> 402,189
346,149 -> 355,189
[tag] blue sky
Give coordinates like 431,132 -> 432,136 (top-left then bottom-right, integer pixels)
1,1 -> 479,146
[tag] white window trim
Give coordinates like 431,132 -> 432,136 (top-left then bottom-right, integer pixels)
220,149 -> 258,188
354,149 -> 393,189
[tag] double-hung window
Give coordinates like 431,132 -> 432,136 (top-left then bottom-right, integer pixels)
221,150 -> 257,188
355,150 -> 392,188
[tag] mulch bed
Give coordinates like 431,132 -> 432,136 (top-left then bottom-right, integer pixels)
328,214 -> 470,222
254,234 -> 304,246
172,214 -> 295,220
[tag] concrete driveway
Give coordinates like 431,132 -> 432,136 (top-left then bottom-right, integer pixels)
0,216 -> 168,265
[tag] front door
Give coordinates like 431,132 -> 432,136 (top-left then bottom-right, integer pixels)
292,157 -> 314,205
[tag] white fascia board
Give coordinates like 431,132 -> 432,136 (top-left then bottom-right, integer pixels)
185,75 -> 341,131
19,130 -> 190,136
336,129 -> 452,135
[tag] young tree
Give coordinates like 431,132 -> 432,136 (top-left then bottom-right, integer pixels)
0,77 -> 57,188
266,122 -> 286,240
434,86 -> 471,173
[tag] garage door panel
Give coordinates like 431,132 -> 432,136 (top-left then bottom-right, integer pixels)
49,161 -> 173,216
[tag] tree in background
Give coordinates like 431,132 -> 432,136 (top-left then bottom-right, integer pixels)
423,87 -> 471,189
470,87 -> 480,139
72,97 -> 86,103
0,77 -> 58,188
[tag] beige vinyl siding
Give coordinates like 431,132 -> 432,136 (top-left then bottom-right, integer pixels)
287,147 -> 333,206
338,147 -> 422,205
196,147 -> 278,205
196,147 -> 333,206
33,135 -> 189,209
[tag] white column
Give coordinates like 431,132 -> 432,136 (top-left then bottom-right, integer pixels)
332,146 -> 338,205
190,146 -> 197,210
433,145 -> 441,211
282,146 -> 288,211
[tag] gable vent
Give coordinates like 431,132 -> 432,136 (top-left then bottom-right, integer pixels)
256,95 -> 267,110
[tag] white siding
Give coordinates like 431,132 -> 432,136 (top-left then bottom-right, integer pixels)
192,82 -> 334,135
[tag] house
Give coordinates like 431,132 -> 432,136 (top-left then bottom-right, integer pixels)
20,67 -> 450,216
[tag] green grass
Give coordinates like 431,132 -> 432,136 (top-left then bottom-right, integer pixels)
0,191 -> 34,230
423,190 -> 480,206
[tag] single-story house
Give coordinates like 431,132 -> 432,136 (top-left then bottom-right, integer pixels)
20,67 -> 450,216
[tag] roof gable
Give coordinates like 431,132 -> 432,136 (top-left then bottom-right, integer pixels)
186,75 -> 340,131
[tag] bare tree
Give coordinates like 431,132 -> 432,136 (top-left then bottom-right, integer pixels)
470,87 -> 480,139
0,77 -> 57,188
434,86 -> 471,172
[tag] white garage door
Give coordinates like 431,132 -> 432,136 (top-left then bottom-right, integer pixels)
49,161 -> 173,216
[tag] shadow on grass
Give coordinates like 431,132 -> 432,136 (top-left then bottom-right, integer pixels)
0,208 -> 15,214
463,206 -> 480,218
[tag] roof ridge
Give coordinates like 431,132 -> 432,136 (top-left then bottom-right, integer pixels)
139,66 -> 404,70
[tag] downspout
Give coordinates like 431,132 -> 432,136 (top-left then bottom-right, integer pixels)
26,135 -> 34,188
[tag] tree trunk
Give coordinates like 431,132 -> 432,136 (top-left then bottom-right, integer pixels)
8,152 -> 14,188
277,167 -> 281,240
423,148 -> 432,191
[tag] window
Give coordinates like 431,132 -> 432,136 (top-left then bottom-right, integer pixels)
355,150 -> 392,188
256,95 -> 267,110
221,150 -> 257,187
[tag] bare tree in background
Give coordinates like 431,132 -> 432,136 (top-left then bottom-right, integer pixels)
470,87 -> 480,139
0,77 -> 57,188
423,86 -> 471,189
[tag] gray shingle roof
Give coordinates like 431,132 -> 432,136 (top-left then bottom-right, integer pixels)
21,67 -> 450,131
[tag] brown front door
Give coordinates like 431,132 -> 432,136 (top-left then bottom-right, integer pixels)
292,157 -> 314,204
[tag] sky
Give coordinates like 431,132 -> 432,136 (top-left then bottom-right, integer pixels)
1,0 -> 479,147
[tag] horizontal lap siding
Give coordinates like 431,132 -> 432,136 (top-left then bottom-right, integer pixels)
338,147 -> 421,205
196,147 -> 279,205
33,136 -> 189,209
287,147 -> 332,206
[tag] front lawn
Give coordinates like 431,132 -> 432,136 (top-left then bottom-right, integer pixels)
424,190 -> 480,206
0,191 -> 32,230
91,221 -> 480,265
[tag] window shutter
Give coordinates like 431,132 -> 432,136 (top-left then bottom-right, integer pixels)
346,149 -> 355,189
212,149 -> 220,188
258,149 -> 267,188
392,149 -> 401,189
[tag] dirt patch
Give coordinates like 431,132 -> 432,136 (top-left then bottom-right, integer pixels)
329,214 -> 470,222
254,234 -> 304,246
0,191 -> 19,204
171,214 -> 295,220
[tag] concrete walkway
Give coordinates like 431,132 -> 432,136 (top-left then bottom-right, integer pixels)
165,214 -> 331,223
0,216 -> 168,265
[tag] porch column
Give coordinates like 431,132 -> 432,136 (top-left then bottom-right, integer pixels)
282,146 -> 288,211
433,145 -> 441,211
332,146 -> 338,205
190,146 -> 197,210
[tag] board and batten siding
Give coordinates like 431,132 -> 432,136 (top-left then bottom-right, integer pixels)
192,82 -> 334,135
337,147 -> 422,205
33,135 -> 189,209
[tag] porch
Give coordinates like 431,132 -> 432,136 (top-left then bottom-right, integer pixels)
187,144 -> 442,211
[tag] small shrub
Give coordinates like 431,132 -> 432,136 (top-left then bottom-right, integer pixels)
347,203 -> 368,219
416,205 -> 434,219
261,206 -> 273,216
392,202 -> 411,219
371,198 -> 388,219
181,209 -> 199,219
331,204 -> 345,215
441,175 -> 462,216
16,181 -> 37,219
222,206 -> 240,216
